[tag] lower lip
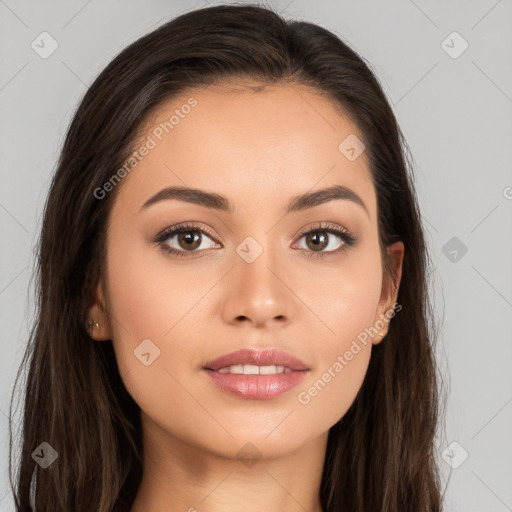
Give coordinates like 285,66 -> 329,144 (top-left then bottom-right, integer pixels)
203,369 -> 308,400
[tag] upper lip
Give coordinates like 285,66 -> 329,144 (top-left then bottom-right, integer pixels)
203,348 -> 310,371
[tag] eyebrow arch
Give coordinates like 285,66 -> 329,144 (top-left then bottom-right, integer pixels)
140,184 -> 368,216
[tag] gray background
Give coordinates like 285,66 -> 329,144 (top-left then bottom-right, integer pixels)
1,0 -> 511,510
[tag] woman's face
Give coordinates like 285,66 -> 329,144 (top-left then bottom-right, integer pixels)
90,82 -> 403,459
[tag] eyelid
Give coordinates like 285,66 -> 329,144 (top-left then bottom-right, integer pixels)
153,222 -> 221,255
291,221 -> 357,257
154,222 -> 218,241
294,221 -> 355,241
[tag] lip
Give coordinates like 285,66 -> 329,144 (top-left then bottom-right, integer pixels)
203,348 -> 310,400
203,348 -> 309,372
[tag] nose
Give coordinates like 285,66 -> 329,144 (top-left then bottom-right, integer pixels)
220,248 -> 294,329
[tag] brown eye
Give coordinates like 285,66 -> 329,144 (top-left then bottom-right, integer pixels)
154,223 -> 220,257
297,229 -> 346,253
177,230 -> 202,251
293,223 -> 357,259
304,231 -> 329,252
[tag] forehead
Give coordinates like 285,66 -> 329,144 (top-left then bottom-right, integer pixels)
114,81 -> 376,219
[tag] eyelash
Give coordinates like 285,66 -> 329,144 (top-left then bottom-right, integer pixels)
153,221 -> 357,260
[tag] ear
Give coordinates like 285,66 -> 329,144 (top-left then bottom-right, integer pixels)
372,241 -> 404,345
86,280 -> 112,341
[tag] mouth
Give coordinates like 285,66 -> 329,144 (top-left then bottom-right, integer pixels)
216,364 -> 293,374
202,348 -> 310,400
203,348 -> 310,372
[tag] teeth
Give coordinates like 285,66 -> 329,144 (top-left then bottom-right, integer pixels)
260,365 -> 283,375
217,364 -> 286,375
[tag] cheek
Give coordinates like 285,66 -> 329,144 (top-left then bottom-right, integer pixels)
292,301 -> 377,434
295,341 -> 372,434
103,236 -> 212,442
103,228 -> 203,382
294,248 -> 382,427
105,228 -> 200,340
302,241 -> 383,348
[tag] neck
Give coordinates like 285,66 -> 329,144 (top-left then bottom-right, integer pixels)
131,413 -> 327,512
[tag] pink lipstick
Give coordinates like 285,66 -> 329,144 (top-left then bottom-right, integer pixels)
203,348 -> 310,400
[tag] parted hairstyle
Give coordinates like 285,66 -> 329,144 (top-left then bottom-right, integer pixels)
9,3 -> 446,511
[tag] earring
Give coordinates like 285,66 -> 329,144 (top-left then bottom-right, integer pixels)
379,332 -> 385,337
86,319 -> 100,330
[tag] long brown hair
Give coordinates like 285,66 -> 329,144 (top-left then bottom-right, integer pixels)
9,3 -> 446,511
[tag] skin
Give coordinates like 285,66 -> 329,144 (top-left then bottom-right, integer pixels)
88,81 -> 404,512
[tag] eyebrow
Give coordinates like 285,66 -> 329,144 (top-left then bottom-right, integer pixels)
140,184 -> 368,216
